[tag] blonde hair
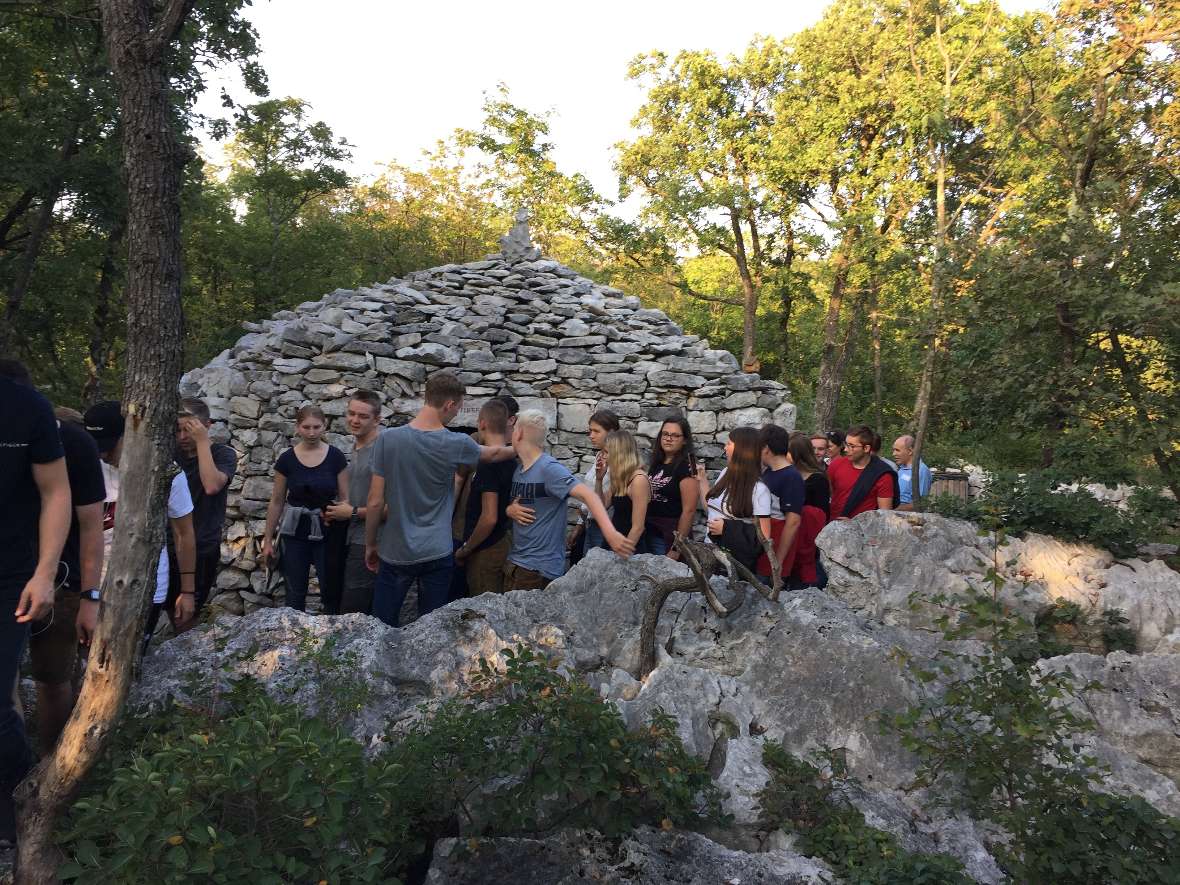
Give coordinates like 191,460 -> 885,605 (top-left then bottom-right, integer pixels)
604,430 -> 643,491
515,409 -> 548,446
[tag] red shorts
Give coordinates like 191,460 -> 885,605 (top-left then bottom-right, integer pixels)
756,517 -> 798,578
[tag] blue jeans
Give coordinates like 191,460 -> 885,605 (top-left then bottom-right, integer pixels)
280,535 -> 327,612
645,531 -> 668,556
373,554 -> 454,627
584,520 -> 606,552
0,579 -> 32,838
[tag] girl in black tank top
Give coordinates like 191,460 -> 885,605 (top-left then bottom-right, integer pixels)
603,430 -> 651,555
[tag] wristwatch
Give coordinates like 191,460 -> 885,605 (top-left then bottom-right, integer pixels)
80,588 -> 102,602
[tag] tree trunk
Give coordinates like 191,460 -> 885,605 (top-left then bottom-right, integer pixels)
1107,330 -> 1180,500
812,237 -> 855,431
15,1 -> 191,880
728,209 -> 760,373
82,219 -> 127,405
910,141 -> 947,511
870,275 -> 883,434
778,225 -> 796,366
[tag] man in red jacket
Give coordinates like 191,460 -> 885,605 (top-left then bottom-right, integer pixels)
827,424 -> 899,519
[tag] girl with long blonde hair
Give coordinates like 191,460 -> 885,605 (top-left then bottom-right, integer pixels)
603,430 -> 652,554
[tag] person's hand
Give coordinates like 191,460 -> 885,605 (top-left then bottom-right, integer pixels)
594,451 -> 607,482
76,598 -> 99,645
365,545 -> 380,573
566,525 -> 584,551
606,530 -> 636,558
695,463 -> 708,485
707,518 -> 724,536
174,592 -> 195,626
15,574 -> 55,623
261,536 -> 274,564
179,415 -> 209,444
324,502 -> 353,522
667,549 -> 681,562
506,497 -> 536,526
455,544 -> 470,564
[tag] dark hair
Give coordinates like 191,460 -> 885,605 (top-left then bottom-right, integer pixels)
424,370 -> 464,407
478,399 -> 510,435
179,396 -> 211,422
825,429 -> 845,448
870,430 -> 883,453
0,359 -> 32,386
760,424 -> 791,456
788,431 -> 825,475
707,426 -> 761,519
492,394 -> 519,417
649,414 -> 696,473
845,424 -> 875,448
350,389 -> 381,416
55,406 -> 83,424
588,409 -> 620,433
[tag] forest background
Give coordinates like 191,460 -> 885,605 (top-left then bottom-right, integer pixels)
1,0 -> 1177,493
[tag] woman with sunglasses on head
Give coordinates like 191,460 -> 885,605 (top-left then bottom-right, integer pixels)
603,430 -> 652,555
261,404 -> 349,611
697,425 -> 773,572
646,416 -> 699,559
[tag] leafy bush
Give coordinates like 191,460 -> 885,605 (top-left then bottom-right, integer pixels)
58,646 -> 723,883
58,678 -> 415,884
757,743 -> 969,884
885,537 -> 1180,882
927,471 -> 1176,557
1034,598 -> 1137,657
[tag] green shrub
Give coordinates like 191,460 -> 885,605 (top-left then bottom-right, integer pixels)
58,678 -> 416,884
885,535 -> 1180,882
927,471 -> 1175,557
58,646 -> 724,883
757,743 -> 969,884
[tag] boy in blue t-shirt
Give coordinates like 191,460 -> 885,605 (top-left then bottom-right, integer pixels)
758,424 -> 804,577
504,410 -> 633,591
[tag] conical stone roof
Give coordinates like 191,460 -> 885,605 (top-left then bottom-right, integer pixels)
181,248 -> 796,610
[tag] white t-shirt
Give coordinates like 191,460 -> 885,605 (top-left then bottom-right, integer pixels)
155,473 -> 195,604
577,458 -> 611,521
706,467 -> 773,523
100,461 -> 120,582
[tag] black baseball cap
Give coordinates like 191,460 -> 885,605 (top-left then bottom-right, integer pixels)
84,400 -> 125,452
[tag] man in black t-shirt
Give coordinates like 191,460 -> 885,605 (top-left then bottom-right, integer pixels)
455,401 -> 516,596
0,359 -> 71,843
169,396 -> 237,628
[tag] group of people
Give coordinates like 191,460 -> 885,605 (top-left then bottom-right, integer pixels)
0,359 -> 236,844
257,371 -> 930,629
0,358 -> 932,845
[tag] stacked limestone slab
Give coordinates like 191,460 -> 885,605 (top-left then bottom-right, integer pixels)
180,252 -> 795,614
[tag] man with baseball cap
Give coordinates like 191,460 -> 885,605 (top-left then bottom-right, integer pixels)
84,401 -> 198,649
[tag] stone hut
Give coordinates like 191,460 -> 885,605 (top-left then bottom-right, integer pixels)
181,221 -> 795,614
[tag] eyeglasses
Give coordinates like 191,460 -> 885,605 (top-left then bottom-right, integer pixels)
845,442 -> 868,450
660,432 -> 684,439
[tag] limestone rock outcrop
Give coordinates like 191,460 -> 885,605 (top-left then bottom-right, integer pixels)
817,511 -> 1180,654
180,251 -> 794,612
135,549 -> 1180,882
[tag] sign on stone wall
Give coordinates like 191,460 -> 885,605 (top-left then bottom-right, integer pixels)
386,397 -> 557,429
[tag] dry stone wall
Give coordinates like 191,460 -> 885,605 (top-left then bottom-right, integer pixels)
180,252 -> 795,614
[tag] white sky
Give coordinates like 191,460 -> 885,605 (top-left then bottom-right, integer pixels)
197,0 -> 1047,202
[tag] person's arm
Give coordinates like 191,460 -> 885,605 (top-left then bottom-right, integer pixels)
182,418 -> 231,495
260,472 -> 287,562
171,512 -> 197,625
570,484 -> 634,557
16,458 -> 70,623
595,453 -> 609,507
775,512 -> 801,567
505,497 -> 536,526
457,491 -> 499,562
876,476 -> 894,511
695,464 -> 710,512
75,501 -> 104,644
364,474 -> 385,572
477,444 -> 515,463
758,516 -> 773,540
626,474 -> 650,546
672,476 -> 698,551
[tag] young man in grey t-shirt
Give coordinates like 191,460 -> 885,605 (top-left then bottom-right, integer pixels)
324,390 -> 382,614
364,371 -> 515,626
504,410 -> 633,591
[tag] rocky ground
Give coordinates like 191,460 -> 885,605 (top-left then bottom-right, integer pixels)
129,512 -> 1180,883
